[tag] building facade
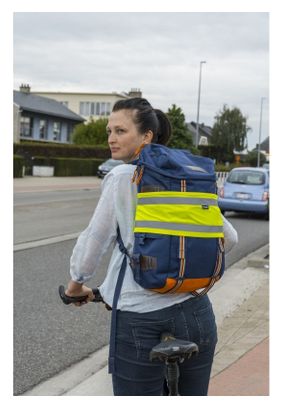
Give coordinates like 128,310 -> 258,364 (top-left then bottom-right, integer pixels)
14,85 -> 85,144
33,88 -> 142,122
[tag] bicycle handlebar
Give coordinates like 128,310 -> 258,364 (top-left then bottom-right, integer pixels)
58,285 -> 104,305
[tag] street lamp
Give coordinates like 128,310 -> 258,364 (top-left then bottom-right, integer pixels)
195,60 -> 206,147
257,97 -> 267,167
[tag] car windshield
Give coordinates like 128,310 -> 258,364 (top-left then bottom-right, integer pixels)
227,170 -> 265,185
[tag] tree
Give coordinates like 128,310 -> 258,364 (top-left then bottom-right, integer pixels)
245,150 -> 266,167
72,117 -> 108,146
166,104 -> 196,152
211,105 -> 250,162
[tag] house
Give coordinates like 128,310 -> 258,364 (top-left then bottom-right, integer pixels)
32,88 -> 142,122
256,136 -> 270,154
254,136 -> 270,162
186,121 -> 213,146
13,84 -> 85,144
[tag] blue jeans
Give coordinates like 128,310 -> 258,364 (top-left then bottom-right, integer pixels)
112,294 -> 217,396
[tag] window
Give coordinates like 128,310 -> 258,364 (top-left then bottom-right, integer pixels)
95,102 -> 100,115
20,116 -> 33,138
60,101 -> 69,107
66,124 -> 73,142
39,119 -> 47,139
90,102 -> 96,116
53,122 -> 61,141
79,102 -> 84,115
80,101 -> 111,116
99,102 -> 111,116
100,102 -> 106,116
106,102 -> 111,115
227,170 -> 265,185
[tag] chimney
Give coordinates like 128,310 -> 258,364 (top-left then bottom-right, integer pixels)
19,84 -> 31,94
128,88 -> 142,98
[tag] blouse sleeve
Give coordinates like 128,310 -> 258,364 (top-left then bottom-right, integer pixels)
222,215 -> 238,253
69,173 -> 118,283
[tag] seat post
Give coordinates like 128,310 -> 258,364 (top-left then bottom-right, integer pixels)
166,360 -> 180,396
149,332 -> 199,396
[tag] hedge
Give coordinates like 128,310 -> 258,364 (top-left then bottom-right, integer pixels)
14,141 -> 111,175
14,155 -> 25,178
14,141 -> 110,159
215,163 -> 247,172
32,156 -> 105,177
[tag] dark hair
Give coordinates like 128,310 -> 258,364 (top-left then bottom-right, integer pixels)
112,97 -> 171,145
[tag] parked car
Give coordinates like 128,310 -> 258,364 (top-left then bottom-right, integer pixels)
97,159 -> 124,178
218,167 -> 269,219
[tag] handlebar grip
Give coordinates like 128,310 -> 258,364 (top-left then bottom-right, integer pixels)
58,285 -> 103,305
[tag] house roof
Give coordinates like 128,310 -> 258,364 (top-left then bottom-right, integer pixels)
260,137 -> 270,153
33,91 -> 128,98
186,121 -> 212,138
252,136 -> 270,153
13,90 -> 84,122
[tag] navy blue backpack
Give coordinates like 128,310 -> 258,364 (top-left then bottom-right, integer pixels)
130,143 -> 225,296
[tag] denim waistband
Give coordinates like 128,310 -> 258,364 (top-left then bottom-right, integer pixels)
117,293 -> 211,319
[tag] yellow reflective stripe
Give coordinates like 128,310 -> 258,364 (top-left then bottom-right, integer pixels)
135,204 -> 223,226
137,191 -> 218,200
134,226 -> 224,238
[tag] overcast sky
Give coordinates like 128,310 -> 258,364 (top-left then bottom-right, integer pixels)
13,12 -> 269,149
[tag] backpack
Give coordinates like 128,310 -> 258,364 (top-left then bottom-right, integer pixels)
130,143 -> 225,296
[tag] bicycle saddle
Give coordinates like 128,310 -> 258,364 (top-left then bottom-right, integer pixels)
149,333 -> 199,363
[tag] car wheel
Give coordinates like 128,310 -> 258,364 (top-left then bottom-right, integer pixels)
264,201 -> 270,220
264,211 -> 269,220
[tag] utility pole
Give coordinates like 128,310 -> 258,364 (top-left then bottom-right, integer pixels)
195,60 -> 206,147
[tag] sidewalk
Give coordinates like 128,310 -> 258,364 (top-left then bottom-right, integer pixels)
23,244 -> 269,396
14,176 -> 102,193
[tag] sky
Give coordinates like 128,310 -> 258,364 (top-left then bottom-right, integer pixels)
13,12 -> 269,150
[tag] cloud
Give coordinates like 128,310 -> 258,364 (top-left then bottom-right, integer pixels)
13,12 -> 269,148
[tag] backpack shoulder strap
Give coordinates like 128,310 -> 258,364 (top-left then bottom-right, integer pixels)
108,226 -> 130,374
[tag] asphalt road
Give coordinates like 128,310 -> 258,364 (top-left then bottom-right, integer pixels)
14,190 -> 101,244
13,189 -> 269,395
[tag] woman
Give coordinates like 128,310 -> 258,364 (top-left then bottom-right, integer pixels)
65,98 -> 238,396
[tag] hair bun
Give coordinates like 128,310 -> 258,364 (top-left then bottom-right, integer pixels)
154,109 -> 172,145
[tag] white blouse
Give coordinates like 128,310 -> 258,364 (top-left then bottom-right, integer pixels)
70,164 -> 238,312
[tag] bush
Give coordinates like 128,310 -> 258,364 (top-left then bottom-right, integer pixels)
32,156 -> 56,166
31,156 -> 105,177
215,163 -> 246,172
244,151 -> 266,167
72,118 -> 108,146
54,158 -> 105,176
14,155 -> 25,178
14,142 -> 110,160
198,145 -> 233,162
14,142 -> 110,176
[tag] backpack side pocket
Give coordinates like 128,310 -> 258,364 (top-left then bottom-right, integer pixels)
131,233 -> 171,290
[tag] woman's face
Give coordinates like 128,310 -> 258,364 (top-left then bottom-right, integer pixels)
106,109 -> 151,162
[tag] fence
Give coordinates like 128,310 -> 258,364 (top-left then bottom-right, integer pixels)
216,172 -> 229,187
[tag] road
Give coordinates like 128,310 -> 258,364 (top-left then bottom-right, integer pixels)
14,189 -> 101,244
14,187 -> 269,395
